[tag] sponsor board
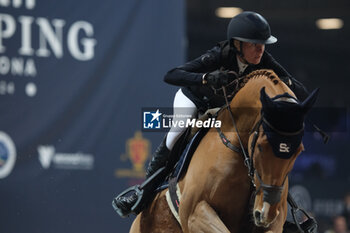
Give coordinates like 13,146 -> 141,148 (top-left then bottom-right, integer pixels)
38,145 -> 94,170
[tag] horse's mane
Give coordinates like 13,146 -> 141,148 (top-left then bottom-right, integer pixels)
244,69 -> 280,85
231,69 -> 281,96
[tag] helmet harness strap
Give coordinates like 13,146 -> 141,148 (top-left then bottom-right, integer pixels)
229,38 -> 253,66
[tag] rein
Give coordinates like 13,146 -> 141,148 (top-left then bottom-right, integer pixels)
220,86 -> 256,182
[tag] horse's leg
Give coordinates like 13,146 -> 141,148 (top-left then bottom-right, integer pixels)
187,200 -> 230,233
131,191 -> 182,233
130,215 -> 141,233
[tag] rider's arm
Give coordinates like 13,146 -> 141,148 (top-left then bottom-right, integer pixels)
164,46 -> 221,86
261,51 -> 309,101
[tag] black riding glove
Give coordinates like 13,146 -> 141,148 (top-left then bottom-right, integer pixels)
204,70 -> 237,88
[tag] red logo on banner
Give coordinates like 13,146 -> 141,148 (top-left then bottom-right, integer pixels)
115,131 -> 151,179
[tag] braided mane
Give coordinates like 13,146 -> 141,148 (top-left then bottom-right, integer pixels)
228,69 -> 281,98
238,69 -> 280,89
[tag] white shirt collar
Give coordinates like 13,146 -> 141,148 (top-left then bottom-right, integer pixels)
236,55 -> 248,75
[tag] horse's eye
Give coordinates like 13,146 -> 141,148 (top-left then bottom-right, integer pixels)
257,144 -> 263,152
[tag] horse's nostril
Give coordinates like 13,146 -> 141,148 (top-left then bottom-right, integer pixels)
254,210 -> 261,222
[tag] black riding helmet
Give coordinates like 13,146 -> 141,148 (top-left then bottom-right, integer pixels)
227,11 -> 277,44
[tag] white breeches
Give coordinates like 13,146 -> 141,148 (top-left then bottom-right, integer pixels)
166,88 -> 197,150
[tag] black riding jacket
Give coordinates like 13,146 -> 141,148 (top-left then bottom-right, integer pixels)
164,40 -> 308,111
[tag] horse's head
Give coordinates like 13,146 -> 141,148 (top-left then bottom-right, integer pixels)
249,87 -> 319,228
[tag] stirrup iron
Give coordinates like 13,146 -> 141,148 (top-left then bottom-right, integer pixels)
112,167 -> 166,218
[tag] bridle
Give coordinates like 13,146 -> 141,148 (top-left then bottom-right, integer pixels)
249,120 -> 289,205
215,85 -> 318,232
218,86 -> 301,206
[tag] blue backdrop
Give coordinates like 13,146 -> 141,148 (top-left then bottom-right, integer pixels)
1,1 -> 349,232
0,0 -> 184,232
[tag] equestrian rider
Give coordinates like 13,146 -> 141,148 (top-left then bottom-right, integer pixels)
114,11 -> 309,215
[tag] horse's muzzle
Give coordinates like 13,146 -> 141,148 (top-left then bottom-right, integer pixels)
253,202 -> 279,228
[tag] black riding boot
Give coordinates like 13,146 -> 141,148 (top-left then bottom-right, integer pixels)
145,136 -> 170,178
113,137 -> 171,215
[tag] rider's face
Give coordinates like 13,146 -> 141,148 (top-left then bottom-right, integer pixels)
242,42 -> 265,65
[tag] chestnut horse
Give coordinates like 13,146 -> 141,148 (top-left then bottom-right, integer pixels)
129,69 -> 317,233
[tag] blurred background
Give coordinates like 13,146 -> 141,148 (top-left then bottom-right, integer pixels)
0,0 -> 349,232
